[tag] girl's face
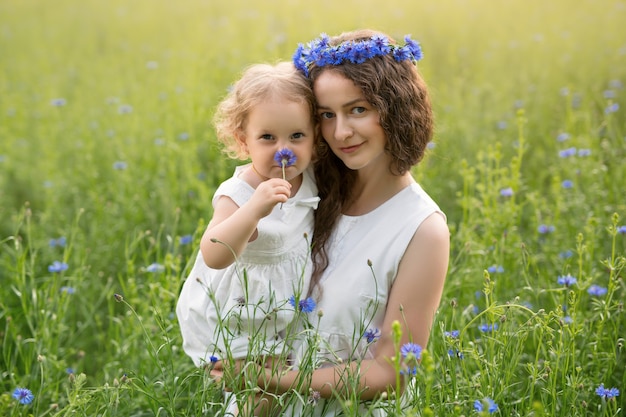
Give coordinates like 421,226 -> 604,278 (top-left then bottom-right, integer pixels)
240,96 -> 315,182
314,71 -> 388,172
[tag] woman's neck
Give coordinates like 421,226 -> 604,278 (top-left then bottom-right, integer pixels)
343,169 -> 413,216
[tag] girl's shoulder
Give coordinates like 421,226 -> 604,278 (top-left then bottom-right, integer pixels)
212,164 -> 255,208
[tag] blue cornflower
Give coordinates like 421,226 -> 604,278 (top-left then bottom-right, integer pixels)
113,161 -> 128,170
499,187 -> 514,197
447,349 -> 464,359
587,285 -> 608,296
392,46 -> 412,62
66,367 -> 75,374
444,330 -> 460,339
603,90 -> 616,99
479,323 -> 498,333
50,98 -> 67,107
608,79 -> 623,89
178,132 -> 190,141
556,132 -> 570,142
363,328 -> 381,343
557,274 -> 577,287
118,104 -> 133,114
617,225 -> 626,234
274,148 -> 297,180
561,180 -> 573,189
577,148 -> 591,157
49,236 -> 67,247
605,103 -> 619,114
400,342 -> 422,361
559,250 -> 573,259
49,261 -> 68,273
558,147 -> 577,158
400,366 -> 417,376
538,224 -> 555,234
179,234 -> 193,245
370,34 -> 391,54
146,263 -> 165,273
596,383 -> 620,399
487,265 -> 504,274
562,315 -> 573,324
403,35 -> 423,61
12,387 -> 34,405
209,355 -> 219,363
474,397 -> 498,413
288,295 -> 316,313
496,120 -> 508,130
60,286 -> 75,294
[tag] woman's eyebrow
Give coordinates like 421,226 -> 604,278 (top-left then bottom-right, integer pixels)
317,98 -> 367,110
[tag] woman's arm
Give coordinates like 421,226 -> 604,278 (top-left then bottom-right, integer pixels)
263,212 -> 450,399
200,178 -> 292,269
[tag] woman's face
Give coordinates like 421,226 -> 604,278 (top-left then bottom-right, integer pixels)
314,70 -> 388,172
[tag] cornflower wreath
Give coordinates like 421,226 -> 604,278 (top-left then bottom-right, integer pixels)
292,33 -> 423,76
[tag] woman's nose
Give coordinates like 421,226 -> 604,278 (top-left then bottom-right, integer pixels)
334,117 -> 353,141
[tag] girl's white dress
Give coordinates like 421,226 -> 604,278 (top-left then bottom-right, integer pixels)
287,181 -> 445,416
176,164 -> 319,366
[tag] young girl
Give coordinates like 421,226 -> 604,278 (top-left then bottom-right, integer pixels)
212,30 -> 450,416
176,61 -> 318,416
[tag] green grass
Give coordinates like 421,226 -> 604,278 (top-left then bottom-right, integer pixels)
1,0 -> 624,415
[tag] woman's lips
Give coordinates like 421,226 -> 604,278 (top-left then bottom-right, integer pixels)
339,143 -> 362,154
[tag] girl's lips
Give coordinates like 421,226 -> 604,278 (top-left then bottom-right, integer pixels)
340,143 -> 362,154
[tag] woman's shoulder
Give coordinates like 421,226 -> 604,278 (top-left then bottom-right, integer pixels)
376,182 -> 445,222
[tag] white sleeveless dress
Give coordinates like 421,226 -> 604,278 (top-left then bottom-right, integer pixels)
287,181 -> 445,416
176,164 -> 319,366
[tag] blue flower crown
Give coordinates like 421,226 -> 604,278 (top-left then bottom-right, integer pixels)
292,33 -> 423,77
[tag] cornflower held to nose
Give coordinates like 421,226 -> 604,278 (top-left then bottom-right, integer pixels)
274,148 -> 297,180
274,148 -> 296,208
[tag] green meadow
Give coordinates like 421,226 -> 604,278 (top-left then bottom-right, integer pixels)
1,0 -> 624,415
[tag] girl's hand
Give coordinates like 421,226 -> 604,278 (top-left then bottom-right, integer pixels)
209,359 -> 268,392
247,178 -> 291,218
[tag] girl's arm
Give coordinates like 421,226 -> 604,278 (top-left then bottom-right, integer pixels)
261,212 -> 450,399
200,178 -> 292,269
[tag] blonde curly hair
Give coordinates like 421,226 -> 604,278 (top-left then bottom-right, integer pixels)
213,61 -> 316,160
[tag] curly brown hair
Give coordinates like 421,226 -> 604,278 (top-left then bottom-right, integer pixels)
308,29 -> 434,296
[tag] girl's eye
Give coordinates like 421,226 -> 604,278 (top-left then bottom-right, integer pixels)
291,132 -> 305,140
352,107 -> 366,114
319,112 -> 334,120
260,134 -> 274,140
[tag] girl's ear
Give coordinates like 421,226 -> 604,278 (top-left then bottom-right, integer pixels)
234,130 -> 248,154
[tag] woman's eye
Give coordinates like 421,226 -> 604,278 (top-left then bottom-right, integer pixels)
352,107 -> 366,114
320,112 -> 334,120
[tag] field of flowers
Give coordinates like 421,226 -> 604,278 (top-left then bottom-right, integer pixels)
1,0 -> 624,415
